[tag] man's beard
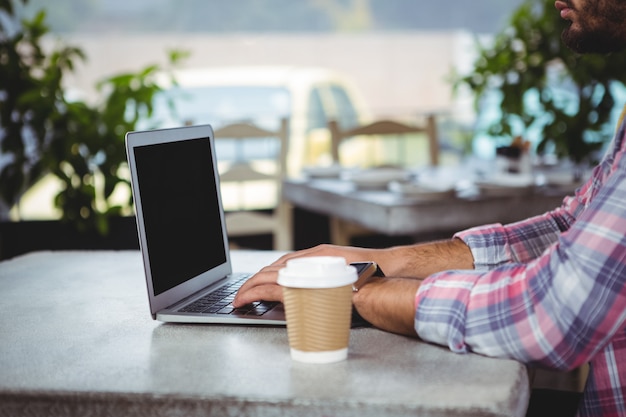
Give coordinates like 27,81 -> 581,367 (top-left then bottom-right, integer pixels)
561,1 -> 626,54
562,23 -> 626,54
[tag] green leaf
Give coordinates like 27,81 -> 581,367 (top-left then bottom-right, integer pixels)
454,0 -> 626,164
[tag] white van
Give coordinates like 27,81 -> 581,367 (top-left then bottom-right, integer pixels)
148,65 -> 371,177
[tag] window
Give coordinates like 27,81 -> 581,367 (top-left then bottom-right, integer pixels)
306,88 -> 327,132
329,85 -> 360,129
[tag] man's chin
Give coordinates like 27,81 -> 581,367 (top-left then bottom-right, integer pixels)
562,27 -> 626,54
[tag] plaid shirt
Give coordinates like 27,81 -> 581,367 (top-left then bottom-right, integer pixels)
415,107 -> 626,417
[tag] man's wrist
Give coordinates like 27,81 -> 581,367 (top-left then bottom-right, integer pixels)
352,277 -> 419,337
352,277 -> 385,310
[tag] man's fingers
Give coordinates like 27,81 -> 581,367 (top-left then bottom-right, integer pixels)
235,244 -> 373,307
234,265 -> 285,307
233,283 -> 283,307
238,264 -> 284,292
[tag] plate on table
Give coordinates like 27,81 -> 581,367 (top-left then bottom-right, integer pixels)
475,174 -> 535,196
345,168 -> 410,190
302,164 -> 344,179
388,181 -> 456,201
542,171 -> 584,193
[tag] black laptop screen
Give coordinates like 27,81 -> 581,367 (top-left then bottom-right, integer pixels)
133,137 -> 227,296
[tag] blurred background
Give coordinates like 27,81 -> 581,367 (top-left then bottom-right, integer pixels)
3,0 -> 522,216
22,0 -> 519,122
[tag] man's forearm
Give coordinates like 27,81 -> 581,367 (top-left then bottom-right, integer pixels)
352,239 -> 473,337
377,238 -> 474,278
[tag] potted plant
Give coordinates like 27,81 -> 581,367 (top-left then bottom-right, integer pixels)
0,1 -> 83,219
47,53 -> 186,235
0,0 -> 186,258
456,0 -> 626,176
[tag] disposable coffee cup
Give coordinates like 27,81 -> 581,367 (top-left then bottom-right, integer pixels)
277,256 -> 357,363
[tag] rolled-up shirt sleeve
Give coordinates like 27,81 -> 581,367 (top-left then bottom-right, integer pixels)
458,192 -> 579,270
414,155 -> 626,370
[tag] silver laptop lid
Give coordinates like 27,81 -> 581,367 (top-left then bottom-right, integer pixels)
125,124 -> 232,317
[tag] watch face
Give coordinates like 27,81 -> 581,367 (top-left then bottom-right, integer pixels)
352,262 -> 385,276
350,262 -> 384,292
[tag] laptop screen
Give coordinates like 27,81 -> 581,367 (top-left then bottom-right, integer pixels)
133,136 -> 227,296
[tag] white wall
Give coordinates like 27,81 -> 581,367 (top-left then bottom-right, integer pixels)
61,31 -> 478,120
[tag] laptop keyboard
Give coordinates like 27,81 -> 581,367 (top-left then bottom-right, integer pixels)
178,274 -> 278,316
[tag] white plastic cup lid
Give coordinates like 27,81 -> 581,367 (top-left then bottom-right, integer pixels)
277,256 -> 357,288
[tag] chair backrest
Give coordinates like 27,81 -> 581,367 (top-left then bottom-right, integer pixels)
213,119 -> 289,210
329,115 -> 439,168
212,118 -> 292,251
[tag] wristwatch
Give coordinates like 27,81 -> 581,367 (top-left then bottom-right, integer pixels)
351,262 -> 386,292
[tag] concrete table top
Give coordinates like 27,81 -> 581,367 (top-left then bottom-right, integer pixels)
0,250 -> 529,416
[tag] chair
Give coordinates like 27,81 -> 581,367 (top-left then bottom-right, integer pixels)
329,115 -> 439,168
327,115 -> 439,245
213,118 -> 292,251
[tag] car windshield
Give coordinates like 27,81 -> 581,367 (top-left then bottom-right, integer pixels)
145,85 -> 292,162
152,85 -> 291,131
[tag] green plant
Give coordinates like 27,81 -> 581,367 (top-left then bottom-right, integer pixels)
457,0 -> 626,165
48,53 -> 186,234
0,0 -> 83,217
0,0 -> 187,233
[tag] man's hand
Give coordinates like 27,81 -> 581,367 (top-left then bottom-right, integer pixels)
233,239 -> 473,332
234,260 -> 421,337
233,244 -> 384,307
233,263 -> 285,307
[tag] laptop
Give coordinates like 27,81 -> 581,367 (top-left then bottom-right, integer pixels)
125,124 -> 287,325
